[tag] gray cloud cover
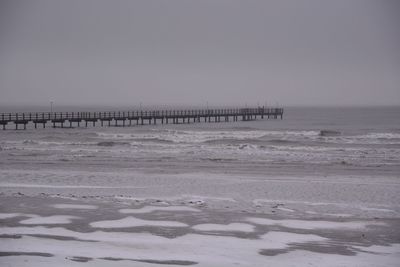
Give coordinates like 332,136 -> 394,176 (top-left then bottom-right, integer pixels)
0,0 -> 399,107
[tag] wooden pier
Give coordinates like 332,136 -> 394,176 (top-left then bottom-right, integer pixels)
0,107 -> 283,130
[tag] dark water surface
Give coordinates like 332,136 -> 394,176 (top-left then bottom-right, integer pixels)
0,106 -> 399,175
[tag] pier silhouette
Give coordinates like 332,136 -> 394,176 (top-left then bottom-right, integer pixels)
0,107 -> 283,130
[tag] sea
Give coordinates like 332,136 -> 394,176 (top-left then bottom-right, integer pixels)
1,106 -> 399,174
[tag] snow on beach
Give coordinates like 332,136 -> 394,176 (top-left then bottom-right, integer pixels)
0,213 -> 80,225
192,223 -> 255,233
90,216 -> 189,228
0,168 -> 399,266
1,198 -> 399,267
119,205 -> 200,214
52,204 -> 98,210
246,217 -> 386,230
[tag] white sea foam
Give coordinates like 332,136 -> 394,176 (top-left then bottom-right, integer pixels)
97,130 -> 268,144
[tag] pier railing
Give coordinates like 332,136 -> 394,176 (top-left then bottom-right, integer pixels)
0,107 -> 283,130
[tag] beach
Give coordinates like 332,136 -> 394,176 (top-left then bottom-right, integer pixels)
1,107 -> 400,266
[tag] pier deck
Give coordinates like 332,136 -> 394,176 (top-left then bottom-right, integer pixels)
0,107 -> 283,130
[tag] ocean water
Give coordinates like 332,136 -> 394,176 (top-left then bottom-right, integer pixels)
0,106 -> 399,177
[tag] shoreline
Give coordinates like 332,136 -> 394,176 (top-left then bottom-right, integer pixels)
1,169 -> 399,219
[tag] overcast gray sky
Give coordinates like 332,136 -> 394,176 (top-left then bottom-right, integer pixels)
0,0 -> 399,107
